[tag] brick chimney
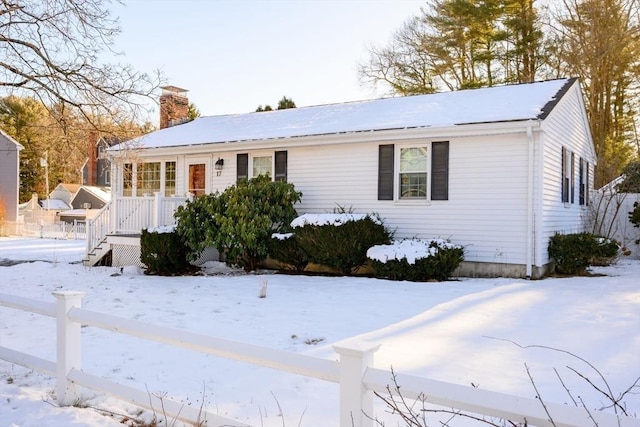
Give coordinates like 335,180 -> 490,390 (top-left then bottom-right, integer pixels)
159,85 -> 189,129
87,130 -> 98,186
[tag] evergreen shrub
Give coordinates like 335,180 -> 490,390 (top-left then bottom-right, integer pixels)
174,176 -> 302,272
548,232 -> 619,275
368,238 -> 464,281
292,213 -> 392,275
140,227 -> 192,275
269,233 -> 309,272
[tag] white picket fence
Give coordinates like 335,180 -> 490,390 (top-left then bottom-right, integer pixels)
18,220 -> 87,240
0,291 -> 637,427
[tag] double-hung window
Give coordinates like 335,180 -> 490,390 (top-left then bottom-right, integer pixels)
252,156 -> 273,178
136,162 -> 161,196
399,147 -> 428,199
165,161 -> 176,196
561,147 -> 575,204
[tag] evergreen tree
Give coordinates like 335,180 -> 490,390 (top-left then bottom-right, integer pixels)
277,96 -> 296,110
554,0 -> 640,187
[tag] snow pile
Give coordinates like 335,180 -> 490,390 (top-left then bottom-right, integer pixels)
291,213 -> 380,228
144,225 -> 176,234
271,232 -> 293,240
367,238 -> 462,264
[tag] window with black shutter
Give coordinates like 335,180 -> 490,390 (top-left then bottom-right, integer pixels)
431,141 -> 449,200
378,144 -> 394,200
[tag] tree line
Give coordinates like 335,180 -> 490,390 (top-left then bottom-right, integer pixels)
1,0 -> 637,203
359,0 -> 639,187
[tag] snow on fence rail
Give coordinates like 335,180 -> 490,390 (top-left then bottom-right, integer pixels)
0,292 -> 637,427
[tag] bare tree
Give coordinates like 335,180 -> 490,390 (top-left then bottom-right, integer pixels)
0,0 -> 162,125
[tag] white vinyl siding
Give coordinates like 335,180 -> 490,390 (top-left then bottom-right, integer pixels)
538,82 -> 595,266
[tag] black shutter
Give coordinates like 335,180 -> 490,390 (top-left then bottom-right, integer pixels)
586,162 -> 590,206
561,147 -> 567,202
274,151 -> 287,182
431,141 -> 449,200
579,157 -> 585,205
378,144 -> 394,200
571,152 -> 575,204
237,153 -> 248,182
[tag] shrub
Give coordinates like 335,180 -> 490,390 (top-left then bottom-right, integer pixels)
368,238 -> 464,281
140,227 -> 193,275
548,232 -> 619,275
269,233 -> 309,272
292,213 -> 392,275
174,192 -> 225,262
175,176 -> 302,272
216,176 -> 301,271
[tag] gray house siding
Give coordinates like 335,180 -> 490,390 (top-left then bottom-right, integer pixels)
0,129 -> 23,223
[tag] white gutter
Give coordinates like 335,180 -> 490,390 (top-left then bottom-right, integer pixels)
525,126 -> 534,278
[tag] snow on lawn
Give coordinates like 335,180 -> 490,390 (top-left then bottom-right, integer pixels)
0,237 -> 639,426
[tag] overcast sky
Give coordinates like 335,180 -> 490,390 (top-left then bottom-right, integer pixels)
108,0 -> 426,124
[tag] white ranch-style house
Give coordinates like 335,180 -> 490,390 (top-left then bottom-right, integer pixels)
88,78 -> 595,278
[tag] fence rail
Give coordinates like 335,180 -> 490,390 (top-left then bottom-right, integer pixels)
18,221 -> 87,240
0,292 -> 637,427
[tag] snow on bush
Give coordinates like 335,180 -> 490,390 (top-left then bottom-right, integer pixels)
367,238 -> 461,264
291,213 -> 381,228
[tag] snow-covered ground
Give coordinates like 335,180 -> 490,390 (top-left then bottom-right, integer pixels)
0,237 -> 638,426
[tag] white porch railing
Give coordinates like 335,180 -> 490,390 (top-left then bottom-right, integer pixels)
1,292 -> 636,427
85,193 -> 189,263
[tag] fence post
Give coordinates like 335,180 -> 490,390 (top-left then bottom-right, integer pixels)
333,340 -> 381,427
52,291 -> 85,406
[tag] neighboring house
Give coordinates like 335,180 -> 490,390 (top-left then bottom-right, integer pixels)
0,128 -> 23,227
49,183 -> 81,207
70,185 -> 110,210
82,136 -> 120,187
89,78 -> 596,278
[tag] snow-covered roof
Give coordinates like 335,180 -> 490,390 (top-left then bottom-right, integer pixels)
77,186 -> 111,202
40,199 -> 71,210
113,78 -> 575,151
53,183 -> 81,194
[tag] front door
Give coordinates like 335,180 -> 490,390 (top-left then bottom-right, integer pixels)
188,163 -> 206,197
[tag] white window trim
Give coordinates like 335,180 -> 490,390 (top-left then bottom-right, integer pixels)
250,152 -> 274,180
395,144 -> 431,202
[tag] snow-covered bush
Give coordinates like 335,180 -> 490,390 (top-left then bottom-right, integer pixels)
140,226 -> 194,276
292,213 -> 392,275
548,232 -> 619,275
367,238 -> 464,281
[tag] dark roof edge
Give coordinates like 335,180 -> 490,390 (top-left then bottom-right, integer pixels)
537,77 -> 578,120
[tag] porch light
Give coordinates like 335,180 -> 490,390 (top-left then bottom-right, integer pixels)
215,158 -> 224,170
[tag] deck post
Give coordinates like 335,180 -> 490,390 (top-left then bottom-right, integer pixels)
333,340 -> 381,427
153,192 -> 162,228
53,291 -> 85,406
